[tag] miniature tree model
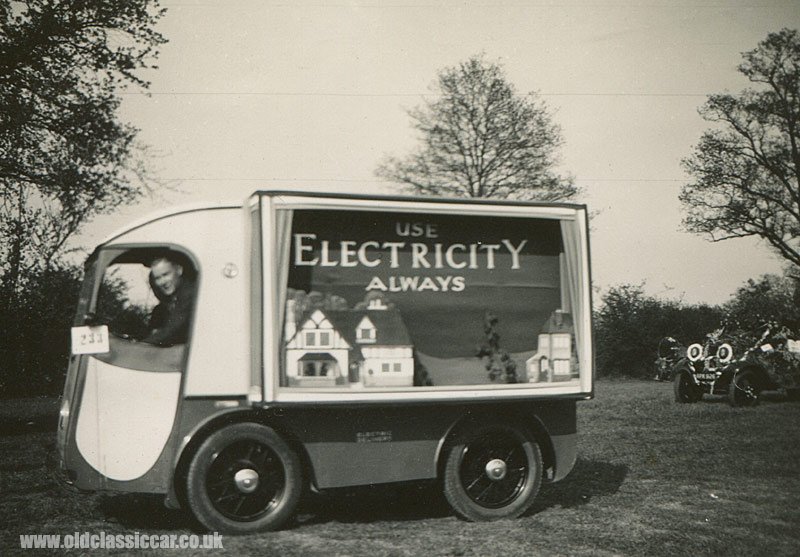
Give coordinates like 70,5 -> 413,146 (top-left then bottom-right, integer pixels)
477,311 -> 518,383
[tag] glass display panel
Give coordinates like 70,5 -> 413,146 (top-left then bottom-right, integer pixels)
282,209 -> 580,389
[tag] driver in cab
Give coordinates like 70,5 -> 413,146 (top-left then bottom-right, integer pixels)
142,255 -> 195,346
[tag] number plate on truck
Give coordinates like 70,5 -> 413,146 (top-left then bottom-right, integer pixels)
70,325 -> 110,355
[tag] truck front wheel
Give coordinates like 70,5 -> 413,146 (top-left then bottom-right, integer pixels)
443,423 -> 542,521
185,422 -> 302,534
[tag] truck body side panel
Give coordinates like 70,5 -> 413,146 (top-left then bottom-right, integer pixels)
275,400 -> 577,489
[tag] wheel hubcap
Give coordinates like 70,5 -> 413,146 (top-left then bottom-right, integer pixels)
485,458 -> 507,481
234,468 -> 260,493
459,431 -> 529,509
206,440 -> 285,521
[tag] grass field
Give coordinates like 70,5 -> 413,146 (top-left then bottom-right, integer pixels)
1,380 -> 799,556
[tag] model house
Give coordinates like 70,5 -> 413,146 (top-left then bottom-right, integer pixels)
284,297 -> 414,388
527,310 -> 575,383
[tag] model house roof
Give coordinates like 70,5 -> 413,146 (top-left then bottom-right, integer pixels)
298,352 -> 338,362
330,308 -> 412,347
539,310 -> 573,335
295,307 -> 412,347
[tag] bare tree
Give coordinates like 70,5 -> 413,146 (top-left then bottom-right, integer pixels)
377,55 -> 577,201
680,29 -> 800,269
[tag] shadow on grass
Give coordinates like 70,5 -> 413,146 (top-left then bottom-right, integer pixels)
297,481 -> 452,526
299,457 -> 628,525
529,458 -> 628,514
98,483 -> 451,531
0,414 -> 58,436
97,459 -> 627,530
99,494 -> 194,531
699,390 -> 790,404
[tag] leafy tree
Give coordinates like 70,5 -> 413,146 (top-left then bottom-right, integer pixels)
377,55 -> 577,201
0,0 -> 166,294
594,284 -> 723,378
723,273 -> 800,332
0,262 -> 82,397
0,0 -> 165,395
476,310 -> 518,383
680,29 -> 800,269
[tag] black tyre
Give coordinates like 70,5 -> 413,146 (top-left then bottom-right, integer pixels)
443,423 -> 542,521
674,370 -> 701,403
185,422 -> 302,534
729,369 -> 761,407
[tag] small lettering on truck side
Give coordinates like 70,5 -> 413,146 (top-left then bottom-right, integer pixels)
356,431 -> 393,443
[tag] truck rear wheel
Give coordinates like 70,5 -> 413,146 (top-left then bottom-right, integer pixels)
185,422 -> 302,534
443,423 -> 542,521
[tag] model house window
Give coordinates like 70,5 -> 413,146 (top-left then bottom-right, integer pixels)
382,363 -> 390,373
554,336 -> 570,349
538,336 -> 550,350
358,328 -> 375,341
554,360 -> 571,375
319,332 -> 330,346
393,363 -> 402,372
305,331 -> 316,346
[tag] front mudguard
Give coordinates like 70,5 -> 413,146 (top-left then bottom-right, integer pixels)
719,361 -> 771,393
672,358 -> 699,378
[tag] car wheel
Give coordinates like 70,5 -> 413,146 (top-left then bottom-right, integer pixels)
674,370 -> 701,403
443,423 -> 542,522
185,422 -> 302,534
729,369 -> 761,407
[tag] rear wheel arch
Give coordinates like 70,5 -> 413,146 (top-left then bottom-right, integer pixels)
438,412 -> 545,521
436,410 -> 554,481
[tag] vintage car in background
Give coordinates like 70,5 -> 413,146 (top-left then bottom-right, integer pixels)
671,323 -> 800,406
654,336 -> 684,382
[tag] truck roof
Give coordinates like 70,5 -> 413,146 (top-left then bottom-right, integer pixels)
102,190 -> 588,246
101,200 -> 242,245
254,190 -> 588,211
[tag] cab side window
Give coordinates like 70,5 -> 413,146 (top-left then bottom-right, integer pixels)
95,249 -> 197,346
95,260 -> 156,340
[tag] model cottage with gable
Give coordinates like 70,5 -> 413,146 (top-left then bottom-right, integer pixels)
527,309 -> 576,383
284,297 -> 415,388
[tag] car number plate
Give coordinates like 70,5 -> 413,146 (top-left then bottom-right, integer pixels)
71,325 -> 110,355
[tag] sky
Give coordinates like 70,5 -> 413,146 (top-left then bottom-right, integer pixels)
77,0 -> 800,306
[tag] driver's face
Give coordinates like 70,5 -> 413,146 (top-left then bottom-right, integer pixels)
151,260 -> 182,297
